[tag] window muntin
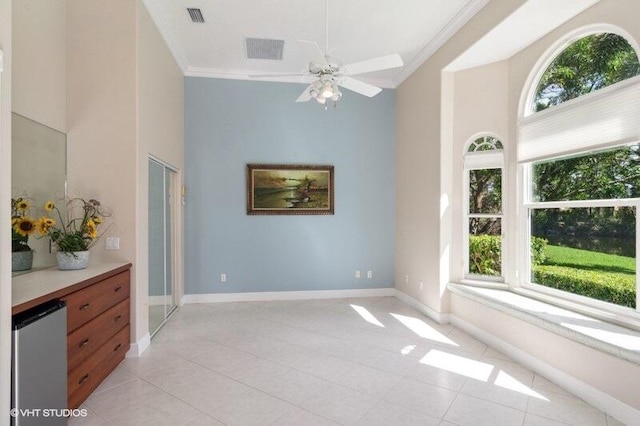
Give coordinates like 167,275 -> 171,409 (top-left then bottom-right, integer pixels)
533,32 -> 640,113
467,136 -> 503,153
465,136 -> 504,280
526,144 -> 639,310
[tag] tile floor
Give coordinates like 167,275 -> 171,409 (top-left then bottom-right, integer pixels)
69,297 -> 624,426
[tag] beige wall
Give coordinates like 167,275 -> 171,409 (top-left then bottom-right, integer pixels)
450,61 -> 509,284
67,0 -> 137,263
66,0 -> 184,348
12,0 -> 66,133
450,293 -> 640,412
440,0 -> 640,416
0,0 -> 12,419
136,0 -> 184,342
66,0 -> 139,337
395,0 -> 526,315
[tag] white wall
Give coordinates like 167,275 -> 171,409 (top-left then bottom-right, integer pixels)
136,0 -> 184,344
0,0 -> 11,421
12,0 -> 66,133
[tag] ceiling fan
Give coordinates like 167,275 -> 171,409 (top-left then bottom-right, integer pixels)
250,0 -> 404,108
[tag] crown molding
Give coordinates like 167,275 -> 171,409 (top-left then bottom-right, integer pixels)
392,0 -> 490,87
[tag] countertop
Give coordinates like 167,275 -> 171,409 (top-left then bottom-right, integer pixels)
12,262 -> 132,315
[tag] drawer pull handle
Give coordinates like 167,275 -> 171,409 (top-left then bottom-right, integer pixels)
114,315 -> 122,322
114,286 -> 122,292
79,303 -> 90,311
79,338 -> 90,348
79,374 -> 89,385
113,343 -> 122,352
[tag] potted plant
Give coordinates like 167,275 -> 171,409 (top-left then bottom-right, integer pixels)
11,196 -> 36,271
37,197 -> 110,270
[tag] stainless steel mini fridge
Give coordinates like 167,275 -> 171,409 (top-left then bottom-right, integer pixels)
12,300 -> 67,426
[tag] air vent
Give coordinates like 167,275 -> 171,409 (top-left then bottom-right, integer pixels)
245,38 -> 285,60
187,8 -> 205,23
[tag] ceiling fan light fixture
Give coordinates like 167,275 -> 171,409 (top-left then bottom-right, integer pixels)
321,82 -> 334,99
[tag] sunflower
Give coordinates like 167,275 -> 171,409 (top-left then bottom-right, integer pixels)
44,200 -> 56,212
13,217 -> 37,237
36,217 -> 56,235
85,219 -> 98,239
16,198 -> 31,211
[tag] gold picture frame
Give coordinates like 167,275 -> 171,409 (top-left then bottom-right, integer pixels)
247,164 -> 334,215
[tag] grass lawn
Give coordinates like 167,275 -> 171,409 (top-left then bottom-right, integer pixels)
533,244 -> 636,308
544,244 -> 635,275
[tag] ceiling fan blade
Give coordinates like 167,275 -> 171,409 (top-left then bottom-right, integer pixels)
296,39 -> 329,67
341,53 -> 403,76
248,72 -> 307,78
338,77 -> 382,98
296,84 -> 314,102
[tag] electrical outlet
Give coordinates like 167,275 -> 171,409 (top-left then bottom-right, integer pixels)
355,270 -> 361,279
220,273 -> 227,283
419,281 -> 424,290
404,274 -> 409,284
367,270 -> 373,279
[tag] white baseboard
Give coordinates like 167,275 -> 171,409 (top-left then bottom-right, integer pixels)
126,332 -> 151,358
449,313 -> 640,426
181,287 -> 396,304
394,289 -> 450,324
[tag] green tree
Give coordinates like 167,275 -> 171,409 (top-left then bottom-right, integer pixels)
534,33 -> 640,111
533,145 -> 640,202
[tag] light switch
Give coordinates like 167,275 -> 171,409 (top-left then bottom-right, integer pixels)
105,237 -> 120,250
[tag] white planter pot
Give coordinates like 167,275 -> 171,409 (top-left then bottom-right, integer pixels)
56,250 -> 90,270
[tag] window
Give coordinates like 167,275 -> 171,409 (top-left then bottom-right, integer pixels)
533,32 -> 640,112
520,29 -> 640,315
526,146 -> 638,309
464,136 -> 504,279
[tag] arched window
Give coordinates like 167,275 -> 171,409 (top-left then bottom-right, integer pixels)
520,29 -> 640,312
464,135 -> 504,279
533,32 -> 640,112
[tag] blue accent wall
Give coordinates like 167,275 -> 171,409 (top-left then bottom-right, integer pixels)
184,77 -> 395,294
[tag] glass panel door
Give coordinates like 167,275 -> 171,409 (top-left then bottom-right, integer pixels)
149,158 -> 177,336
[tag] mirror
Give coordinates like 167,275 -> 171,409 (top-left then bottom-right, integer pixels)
11,113 -> 66,273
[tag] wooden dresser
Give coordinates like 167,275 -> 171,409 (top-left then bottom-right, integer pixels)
12,263 -> 132,409
62,268 -> 131,408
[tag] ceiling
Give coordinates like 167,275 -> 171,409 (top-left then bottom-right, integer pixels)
144,0 -> 600,89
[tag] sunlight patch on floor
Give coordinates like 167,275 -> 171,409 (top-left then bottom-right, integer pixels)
420,349 -> 494,381
390,313 -> 458,346
350,304 -> 385,327
401,345 -> 416,355
495,370 -> 549,400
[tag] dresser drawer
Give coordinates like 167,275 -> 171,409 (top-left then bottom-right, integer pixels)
62,270 -> 130,332
67,298 -> 129,370
68,323 -> 130,409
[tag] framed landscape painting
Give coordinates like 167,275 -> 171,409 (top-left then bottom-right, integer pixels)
247,164 -> 334,215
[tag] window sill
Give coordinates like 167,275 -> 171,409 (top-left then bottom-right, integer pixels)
447,283 -> 640,365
